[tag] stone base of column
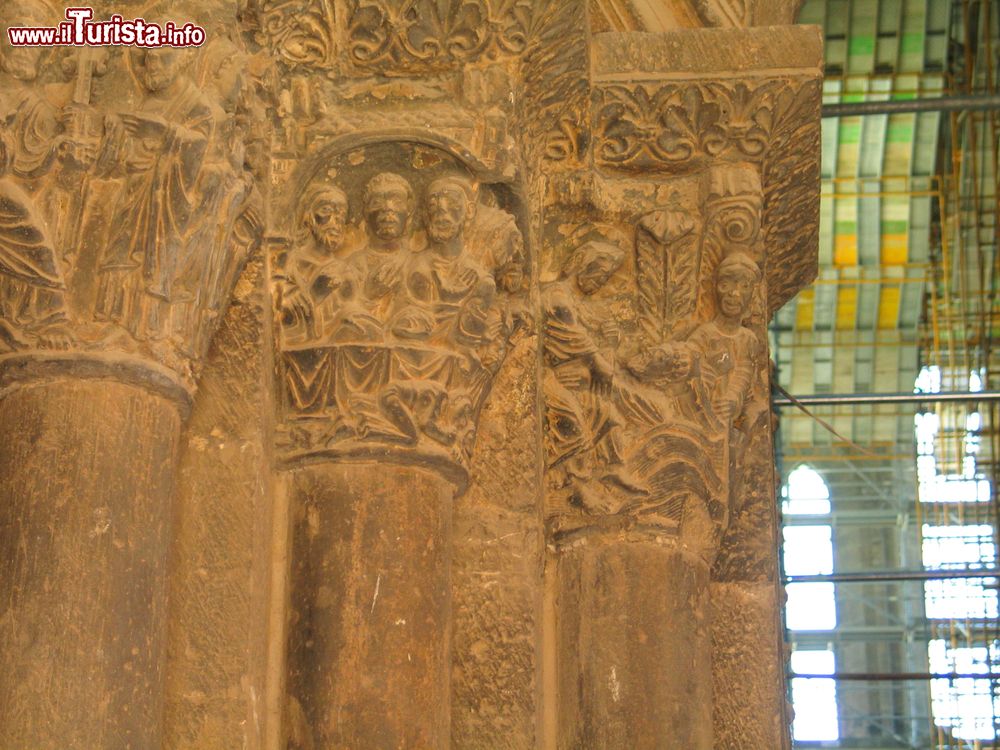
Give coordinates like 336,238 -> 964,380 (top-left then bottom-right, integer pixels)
0,379 -> 181,748
285,463 -> 453,748
554,540 -> 712,749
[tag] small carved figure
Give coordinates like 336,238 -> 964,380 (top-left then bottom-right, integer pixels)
349,172 -> 413,319
542,241 -> 647,511
95,48 -> 213,341
687,251 -> 761,429
0,2 -> 63,180
279,183 -> 364,345
171,39 -> 257,355
0,1 -> 73,350
394,175 -> 495,347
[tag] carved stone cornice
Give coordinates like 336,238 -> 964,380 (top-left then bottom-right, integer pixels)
586,26 -> 822,312
250,0 -> 583,74
590,0 -> 802,31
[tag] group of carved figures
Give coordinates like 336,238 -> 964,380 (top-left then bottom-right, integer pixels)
277,161 -> 765,540
541,235 -> 763,533
0,2 -> 259,377
276,170 -> 527,464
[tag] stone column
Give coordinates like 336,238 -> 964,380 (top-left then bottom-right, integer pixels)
554,543 -> 712,748
285,465 -> 454,747
0,10 -> 258,743
537,26 -> 822,749
0,375 -> 183,748
270,143 -> 529,747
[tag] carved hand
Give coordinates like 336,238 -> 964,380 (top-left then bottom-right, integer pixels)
283,285 -> 312,323
120,112 -> 172,140
663,345 -> 694,380
55,135 -> 100,171
369,261 -> 401,296
591,354 -> 614,396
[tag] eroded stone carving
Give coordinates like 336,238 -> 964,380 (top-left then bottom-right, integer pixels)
543,169 -> 768,563
0,31 -> 264,396
274,144 -> 527,488
594,81 -> 789,172
0,4 -> 821,746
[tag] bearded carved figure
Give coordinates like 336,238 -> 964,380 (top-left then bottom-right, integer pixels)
274,143 -> 528,489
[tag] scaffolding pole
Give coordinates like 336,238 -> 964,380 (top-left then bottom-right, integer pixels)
772,391 -> 1000,407
822,93 -> 1000,117
785,569 -> 1000,584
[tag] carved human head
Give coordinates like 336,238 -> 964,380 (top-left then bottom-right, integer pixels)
302,184 -> 349,254
0,1 -> 52,82
568,241 -> 624,296
423,175 -> 476,244
363,172 -> 413,242
715,251 -> 761,320
135,49 -> 184,94
198,38 -> 247,114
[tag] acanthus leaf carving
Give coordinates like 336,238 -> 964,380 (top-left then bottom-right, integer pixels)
594,80 -> 789,173
346,0 -> 535,71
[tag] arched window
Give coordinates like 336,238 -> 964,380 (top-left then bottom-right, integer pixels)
782,465 -> 839,742
782,465 -> 831,515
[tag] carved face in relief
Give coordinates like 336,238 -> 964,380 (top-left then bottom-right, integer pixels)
304,186 -> 349,254
715,252 -> 760,321
199,39 -> 246,114
572,242 -> 624,296
363,173 -> 413,242
136,49 -> 182,94
423,177 -> 474,244
0,7 -> 47,81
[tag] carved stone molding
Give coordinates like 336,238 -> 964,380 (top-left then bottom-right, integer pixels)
594,80 -> 793,172
588,27 -> 822,311
590,0 -> 803,31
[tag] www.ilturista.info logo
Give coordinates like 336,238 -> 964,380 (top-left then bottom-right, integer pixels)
6,7 -> 206,48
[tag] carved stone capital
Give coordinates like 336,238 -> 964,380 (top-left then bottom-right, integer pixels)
0,37 -> 266,409
271,139 -> 528,492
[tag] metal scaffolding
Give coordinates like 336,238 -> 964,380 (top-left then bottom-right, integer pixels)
776,1 -> 1000,748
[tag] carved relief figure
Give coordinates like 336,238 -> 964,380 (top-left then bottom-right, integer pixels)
95,48 -> 213,342
542,214 -> 767,550
349,172 -> 412,320
542,241 -> 647,511
394,176 -> 495,347
171,38 -> 257,358
275,149 -> 529,482
278,182 -> 375,424
688,251 -> 761,432
280,183 -> 356,345
0,1 -> 73,350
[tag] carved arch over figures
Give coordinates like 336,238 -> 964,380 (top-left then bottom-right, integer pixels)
270,134 -> 530,491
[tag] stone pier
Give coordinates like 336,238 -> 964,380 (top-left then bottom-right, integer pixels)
0,1 -> 820,747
